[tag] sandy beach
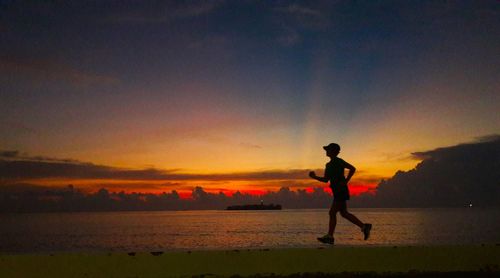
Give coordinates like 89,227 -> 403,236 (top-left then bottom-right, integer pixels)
1,245 -> 499,277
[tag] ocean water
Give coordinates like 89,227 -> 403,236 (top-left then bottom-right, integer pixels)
1,208 -> 499,253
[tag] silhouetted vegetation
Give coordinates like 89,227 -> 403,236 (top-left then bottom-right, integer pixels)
0,185 -> 332,212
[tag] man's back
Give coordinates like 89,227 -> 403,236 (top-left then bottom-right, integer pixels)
325,157 -> 347,185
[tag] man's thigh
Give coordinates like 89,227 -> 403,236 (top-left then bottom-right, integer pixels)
332,200 -> 347,211
331,200 -> 346,212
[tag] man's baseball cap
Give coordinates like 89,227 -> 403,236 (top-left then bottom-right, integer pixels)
323,143 -> 340,151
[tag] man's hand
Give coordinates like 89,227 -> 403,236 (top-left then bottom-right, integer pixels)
309,171 -> 317,179
310,171 -> 329,183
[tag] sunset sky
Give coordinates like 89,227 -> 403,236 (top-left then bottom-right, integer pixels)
1,1 -> 499,196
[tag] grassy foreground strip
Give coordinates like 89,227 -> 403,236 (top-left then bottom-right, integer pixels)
1,245 -> 499,277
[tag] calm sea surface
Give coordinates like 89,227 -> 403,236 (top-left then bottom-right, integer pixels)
1,208 -> 499,253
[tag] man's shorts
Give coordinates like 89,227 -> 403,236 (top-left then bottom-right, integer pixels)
331,184 -> 350,201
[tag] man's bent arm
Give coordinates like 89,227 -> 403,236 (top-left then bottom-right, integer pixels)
345,162 -> 356,183
309,171 -> 330,183
314,176 -> 329,183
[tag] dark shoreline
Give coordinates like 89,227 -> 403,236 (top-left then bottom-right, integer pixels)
1,245 -> 499,277
238,272 -> 499,278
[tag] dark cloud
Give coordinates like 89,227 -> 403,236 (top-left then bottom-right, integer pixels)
0,150 -> 19,158
0,183 -> 51,194
275,3 -> 331,29
0,150 -> 82,163
0,55 -> 120,86
354,135 -> 500,207
239,142 -> 262,149
275,25 -> 301,46
103,0 -> 224,24
0,155 -> 383,212
0,184 -> 333,212
273,2 -> 332,46
82,182 -> 184,192
0,151 -> 319,181
475,134 -> 500,143
0,120 -> 38,134
411,134 -> 500,160
0,159 -> 172,180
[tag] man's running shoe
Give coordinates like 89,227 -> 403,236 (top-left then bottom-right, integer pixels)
317,234 -> 334,244
362,223 -> 372,240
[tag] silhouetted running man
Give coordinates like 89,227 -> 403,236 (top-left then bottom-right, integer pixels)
309,143 -> 372,244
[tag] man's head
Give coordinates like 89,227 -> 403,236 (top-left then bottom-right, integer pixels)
323,143 -> 340,158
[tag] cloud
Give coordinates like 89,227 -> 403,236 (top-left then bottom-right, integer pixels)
0,120 -> 38,135
0,184 -> 335,212
0,23 -> 7,32
187,35 -> 229,50
239,142 -> 262,149
282,4 -> 324,18
0,150 -> 80,164
0,150 -> 316,181
0,183 -> 51,194
355,135 -> 500,207
104,1 -> 224,24
276,3 -> 331,29
174,1 -> 223,17
0,160 -> 169,180
0,150 -> 384,200
0,150 -> 19,158
0,158 -> 313,181
0,151 -> 172,180
273,2 -> 332,46
0,148 -> 386,211
474,134 -> 500,143
411,134 -> 500,160
277,4 -> 330,29
276,25 -> 301,46
0,55 -> 119,87
82,181 -> 184,192
150,110 -> 286,147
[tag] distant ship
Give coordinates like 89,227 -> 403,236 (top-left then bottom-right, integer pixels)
226,202 -> 282,210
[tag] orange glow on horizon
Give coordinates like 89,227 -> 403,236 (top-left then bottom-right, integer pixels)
20,178 -> 379,194
8,163 -> 388,198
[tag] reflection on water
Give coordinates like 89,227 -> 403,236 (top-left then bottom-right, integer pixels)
1,208 -> 499,253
